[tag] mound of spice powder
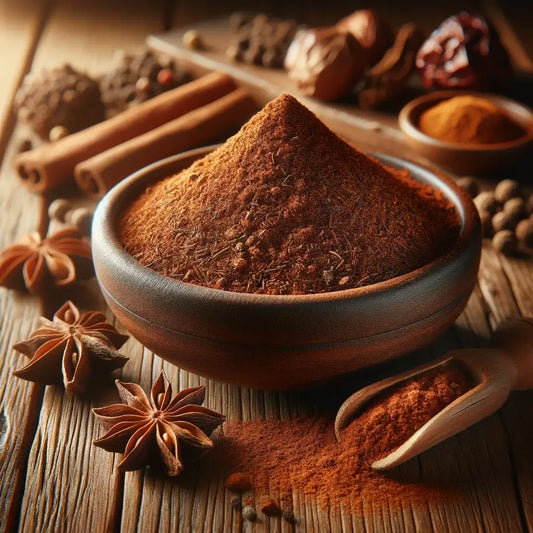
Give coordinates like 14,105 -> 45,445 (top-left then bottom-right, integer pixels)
419,95 -> 525,145
211,362 -> 474,510
119,93 -> 460,295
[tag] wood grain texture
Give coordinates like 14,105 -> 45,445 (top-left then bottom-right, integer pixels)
0,0 -> 49,158
0,1 -> 532,532
10,1 -> 166,532
0,2 -> 49,531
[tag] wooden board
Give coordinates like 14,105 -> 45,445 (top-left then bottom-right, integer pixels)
148,13 -> 533,173
148,18 -> 416,161
0,1 -> 532,532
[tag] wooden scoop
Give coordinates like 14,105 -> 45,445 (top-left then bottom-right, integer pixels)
334,318 -> 533,471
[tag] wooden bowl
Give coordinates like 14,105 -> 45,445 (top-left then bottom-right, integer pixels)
398,91 -> 533,175
92,146 -> 481,389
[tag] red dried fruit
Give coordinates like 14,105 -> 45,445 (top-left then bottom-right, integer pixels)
416,12 -> 512,90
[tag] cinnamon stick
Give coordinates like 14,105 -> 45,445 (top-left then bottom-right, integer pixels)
14,72 -> 237,194
75,89 -> 257,198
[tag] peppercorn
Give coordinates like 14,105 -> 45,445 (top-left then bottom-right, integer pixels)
182,30 -> 204,50
156,68 -> 174,87
242,505 -> 257,521
282,508 -> 296,524
494,179 -> 520,203
68,207 -> 93,236
135,77 -> 151,95
492,210 -> 518,233
474,191 -> 499,215
516,219 -> 533,247
492,230 -> 517,255
230,496 -> 242,510
503,197 -> 526,220
49,125 -> 69,142
456,176 -> 479,197
48,198 -> 73,222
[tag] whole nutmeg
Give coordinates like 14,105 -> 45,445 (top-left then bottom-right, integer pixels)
15,64 -> 105,139
492,210 -> 518,233
336,9 -> 393,66
492,230 -> 517,256
474,191 -> 499,216
516,219 -> 533,247
494,179 -> 520,203
284,27 -> 365,101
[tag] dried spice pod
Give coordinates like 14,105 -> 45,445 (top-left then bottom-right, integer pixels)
13,300 -> 129,396
337,9 -> 393,66
285,27 -> 365,101
358,23 -> 423,110
0,228 -> 93,293
15,64 -> 105,139
93,371 -> 225,476
416,12 -> 512,90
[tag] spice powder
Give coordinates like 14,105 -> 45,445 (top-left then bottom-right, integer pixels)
119,94 -> 460,295
211,362 -> 474,511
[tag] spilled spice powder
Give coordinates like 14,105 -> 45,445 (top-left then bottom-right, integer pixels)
224,472 -> 253,493
119,94 -> 460,295
212,362 -> 474,510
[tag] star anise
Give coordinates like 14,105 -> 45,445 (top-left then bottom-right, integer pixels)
13,300 -> 129,396
0,228 -> 93,293
93,371 -> 225,476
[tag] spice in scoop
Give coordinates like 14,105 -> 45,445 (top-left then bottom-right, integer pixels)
120,94 -> 460,295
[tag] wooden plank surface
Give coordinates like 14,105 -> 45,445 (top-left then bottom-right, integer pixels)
0,1 -> 532,532
0,2 -> 51,531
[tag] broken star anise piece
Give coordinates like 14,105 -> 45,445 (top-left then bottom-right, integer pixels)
13,300 -> 129,396
0,228 -> 93,293
93,371 -> 225,476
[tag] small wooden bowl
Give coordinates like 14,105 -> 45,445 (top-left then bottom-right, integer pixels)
92,146 -> 481,389
399,91 -> 533,175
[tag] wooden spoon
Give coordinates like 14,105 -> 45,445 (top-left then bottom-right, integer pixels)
334,317 -> 533,471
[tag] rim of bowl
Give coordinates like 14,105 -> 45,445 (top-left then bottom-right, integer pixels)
93,145 -> 480,307
399,90 -> 533,152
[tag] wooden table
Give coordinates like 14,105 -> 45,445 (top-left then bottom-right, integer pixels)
0,1 -> 532,532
